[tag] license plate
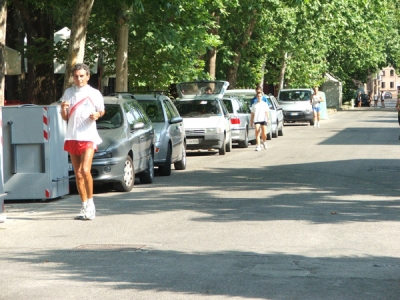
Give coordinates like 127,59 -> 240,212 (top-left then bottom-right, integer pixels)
290,112 -> 299,116
68,163 -> 73,171
187,139 -> 199,145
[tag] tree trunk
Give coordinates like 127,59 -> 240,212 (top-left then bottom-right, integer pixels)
115,4 -> 131,93
0,0 -> 7,106
13,0 -> 56,104
207,14 -> 219,80
278,52 -> 288,92
63,0 -> 94,91
5,3 -> 26,102
225,11 -> 257,88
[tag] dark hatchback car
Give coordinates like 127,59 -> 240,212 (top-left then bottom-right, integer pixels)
69,95 -> 155,192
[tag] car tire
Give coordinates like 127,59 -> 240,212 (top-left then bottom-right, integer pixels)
114,155 -> 135,192
174,142 -> 187,170
238,129 -> 249,148
219,135 -> 226,155
159,144 -> 172,176
278,123 -> 284,136
139,153 -> 154,184
226,136 -> 232,152
267,132 -> 272,140
310,120 -> 315,126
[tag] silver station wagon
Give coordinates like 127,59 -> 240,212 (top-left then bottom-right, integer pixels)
135,93 -> 187,176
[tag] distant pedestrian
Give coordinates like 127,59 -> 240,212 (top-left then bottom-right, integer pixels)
356,91 -> 362,108
367,91 -> 373,108
250,91 -> 270,151
251,86 -> 270,106
374,93 -> 379,108
396,95 -> 400,140
381,91 -> 385,108
311,86 -> 324,127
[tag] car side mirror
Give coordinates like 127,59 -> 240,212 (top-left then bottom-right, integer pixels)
169,116 -> 183,124
131,122 -> 145,131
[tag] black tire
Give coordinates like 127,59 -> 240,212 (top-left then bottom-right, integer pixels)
113,155 -> 135,192
278,123 -> 284,136
226,136 -> 232,152
159,144 -> 172,176
238,129 -> 249,148
267,132 -> 272,140
219,135 -> 226,155
310,120 -> 315,126
139,153 -> 154,184
174,143 -> 187,170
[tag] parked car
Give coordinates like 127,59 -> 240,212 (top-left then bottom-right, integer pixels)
69,95 -> 155,192
134,93 -> 187,176
174,81 -> 232,155
224,89 -> 274,139
277,88 -> 314,125
268,95 -> 284,137
384,92 -> 392,99
356,93 -> 370,107
222,97 -> 255,148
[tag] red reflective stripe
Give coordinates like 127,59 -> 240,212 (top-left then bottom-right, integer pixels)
69,97 -> 95,118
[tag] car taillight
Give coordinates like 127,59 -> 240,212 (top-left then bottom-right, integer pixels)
231,117 -> 240,125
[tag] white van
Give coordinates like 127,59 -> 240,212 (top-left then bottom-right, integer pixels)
278,88 -> 314,126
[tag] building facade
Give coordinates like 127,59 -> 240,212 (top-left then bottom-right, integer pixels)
366,66 -> 400,99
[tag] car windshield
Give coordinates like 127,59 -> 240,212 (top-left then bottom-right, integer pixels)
179,82 -> 226,96
136,100 -> 165,123
97,104 -> 123,129
175,99 -> 221,117
279,90 -> 311,101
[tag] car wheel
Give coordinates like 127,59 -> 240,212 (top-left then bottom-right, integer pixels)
267,132 -> 272,140
226,136 -> 232,152
278,123 -> 284,136
174,142 -> 187,170
238,129 -> 249,148
113,155 -> 135,192
139,153 -> 154,184
219,135 -> 226,155
159,144 -> 172,176
310,120 -> 315,126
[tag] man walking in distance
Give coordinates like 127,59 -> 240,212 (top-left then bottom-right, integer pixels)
250,91 -> 270,151
311,86 -> 324,128
381,91 -> 386,108
60,63 -> 105,220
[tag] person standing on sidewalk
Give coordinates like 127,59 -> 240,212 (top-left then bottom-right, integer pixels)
381,91 -> 386,108
367,91 -> 373,108
356,91 -> 362,108
250,91 -> 270,151
311,86 -> 324,127
60,63 -> 105,220
374,92 -> 379,108
396,95 -> 400,140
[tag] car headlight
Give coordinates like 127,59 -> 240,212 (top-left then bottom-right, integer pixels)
94,151 -> 113,159
206,127 -> 223,134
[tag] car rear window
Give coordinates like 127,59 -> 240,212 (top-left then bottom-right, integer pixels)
279,90 -> 311,101
175,99 -> 221,117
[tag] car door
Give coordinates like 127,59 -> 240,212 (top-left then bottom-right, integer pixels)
163,99 -> 184,161
219,99 -> 232,142
123,101 -> 143,172
129,101 -> 154,171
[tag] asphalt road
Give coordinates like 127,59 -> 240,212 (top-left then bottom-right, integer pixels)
1,108 -> 400,300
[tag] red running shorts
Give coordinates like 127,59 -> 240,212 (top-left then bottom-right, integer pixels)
64,140 -> 97,156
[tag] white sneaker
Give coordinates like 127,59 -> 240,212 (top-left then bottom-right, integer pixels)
74,204 -> 86,220
314,123 -> 317,127
255,146 -> 261,151
317,123 -> 320,128
85,201 -> 96,220
262,142 -> 268,150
